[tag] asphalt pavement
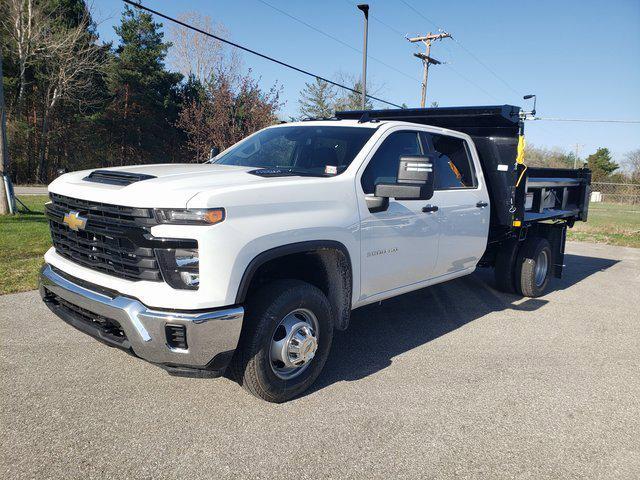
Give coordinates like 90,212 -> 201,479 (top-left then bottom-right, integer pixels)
1,241 -> 639,479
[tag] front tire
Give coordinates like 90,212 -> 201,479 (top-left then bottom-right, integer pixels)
231,280 -> 333,403
515,237 -> 552,298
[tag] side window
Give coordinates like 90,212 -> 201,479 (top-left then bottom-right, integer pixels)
360,131 -> 423,194
428,134 -> 477,190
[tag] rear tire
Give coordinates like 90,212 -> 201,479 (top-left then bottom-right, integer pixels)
515,237 -> 552,298
494,238 -> 519,293
231,280 -> 333,403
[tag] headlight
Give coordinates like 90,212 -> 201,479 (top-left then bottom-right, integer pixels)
155,208 -> 225,225
156,248 -> 200,290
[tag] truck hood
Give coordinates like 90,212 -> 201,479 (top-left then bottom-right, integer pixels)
48,163 -> 284,207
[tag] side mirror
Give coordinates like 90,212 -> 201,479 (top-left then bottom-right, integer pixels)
209,146 -> 221,160
374,155 -> 435,200
56,168 -> 68,176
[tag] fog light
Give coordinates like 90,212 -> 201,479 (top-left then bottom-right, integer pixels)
179,271 -> 200,287
156,248 -> 200,290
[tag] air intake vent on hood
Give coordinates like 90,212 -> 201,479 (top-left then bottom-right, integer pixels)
83,169 -> 156,186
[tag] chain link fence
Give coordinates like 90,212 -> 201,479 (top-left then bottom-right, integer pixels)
590,182 -> 640,205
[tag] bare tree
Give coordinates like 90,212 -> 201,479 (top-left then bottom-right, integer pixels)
1,48 -> 12,215
332,71 -> 384,111
2,1 -> 105,181
624,149 -> 640,183
177,68 -> 282,161
167,11 -> 239,84
524,144 -> 574,169
1,0 -> 47,113
34,10 -> 104,180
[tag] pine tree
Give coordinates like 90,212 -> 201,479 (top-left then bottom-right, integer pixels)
104,6 -> 183,165
334,80 -> 373,111
586,147 -> 619,181
298,78 -> 336,119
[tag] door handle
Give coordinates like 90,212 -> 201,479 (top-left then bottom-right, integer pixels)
422,204 -> 439,213
476,201 -> 488,208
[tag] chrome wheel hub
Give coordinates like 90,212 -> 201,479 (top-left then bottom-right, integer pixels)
535,250 -> 549,287
270,309 -> 319,380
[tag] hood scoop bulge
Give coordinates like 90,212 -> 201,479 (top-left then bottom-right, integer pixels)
83,169 -> 156,186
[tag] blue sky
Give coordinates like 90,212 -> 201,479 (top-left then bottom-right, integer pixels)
94,0 -> 640,165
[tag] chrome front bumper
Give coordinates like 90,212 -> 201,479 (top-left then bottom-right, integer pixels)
39,265 -> 244,375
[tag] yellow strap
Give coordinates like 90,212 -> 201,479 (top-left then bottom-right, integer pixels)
516,135 -> 526,164
515,134 -> 527,187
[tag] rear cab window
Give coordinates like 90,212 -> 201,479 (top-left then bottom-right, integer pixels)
422,133 -> 477,190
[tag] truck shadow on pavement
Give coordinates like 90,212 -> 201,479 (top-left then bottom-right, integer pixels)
306,253 -> 618,396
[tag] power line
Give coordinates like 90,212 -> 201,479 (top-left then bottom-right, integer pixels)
443,64 -> 501,102
347,0 -> 508,105
390,1 -> 503,102
257,0 -> 421,83
121,0 -> 404,108
449,37 -> 522,97
399,0 -> 522,98
533,117 -> 640,124
399,0 -> 440,30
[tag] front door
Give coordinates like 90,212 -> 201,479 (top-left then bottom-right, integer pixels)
358,130 -> 441,298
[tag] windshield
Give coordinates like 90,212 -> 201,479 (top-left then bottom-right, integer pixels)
213,125 -> 376,176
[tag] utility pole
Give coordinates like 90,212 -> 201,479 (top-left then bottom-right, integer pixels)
573,143 -> 584,169
357,4 -> 369,110
408,32 -> 451,107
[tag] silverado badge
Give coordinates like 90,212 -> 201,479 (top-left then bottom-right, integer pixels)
63,211 -> 88,231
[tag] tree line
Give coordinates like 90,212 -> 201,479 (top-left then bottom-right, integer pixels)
523,145 -> 640,183
1,0 -> 638,189
1,1 -> 283,185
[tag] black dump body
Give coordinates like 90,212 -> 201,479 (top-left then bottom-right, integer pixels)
335,105 -> 591,232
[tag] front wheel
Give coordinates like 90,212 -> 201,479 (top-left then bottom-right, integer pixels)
231,280 -> 333,403
515,237 -> 552,298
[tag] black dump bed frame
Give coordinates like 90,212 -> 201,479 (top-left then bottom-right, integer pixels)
335,105 -> 591,232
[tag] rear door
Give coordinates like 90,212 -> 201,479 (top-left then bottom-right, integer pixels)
357,130 -> 440,298
422,132 -> 490,276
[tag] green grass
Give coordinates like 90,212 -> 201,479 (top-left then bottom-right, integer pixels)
0,196 -> 639,295
567,203 -> 640,248
0,196 -> 51,295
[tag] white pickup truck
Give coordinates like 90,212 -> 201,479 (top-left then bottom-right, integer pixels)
40,105 -> 591,402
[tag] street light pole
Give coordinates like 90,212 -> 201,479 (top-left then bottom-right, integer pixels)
357,4 -> 369,110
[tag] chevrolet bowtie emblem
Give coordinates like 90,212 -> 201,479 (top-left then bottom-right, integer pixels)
63,211 -> 88,231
